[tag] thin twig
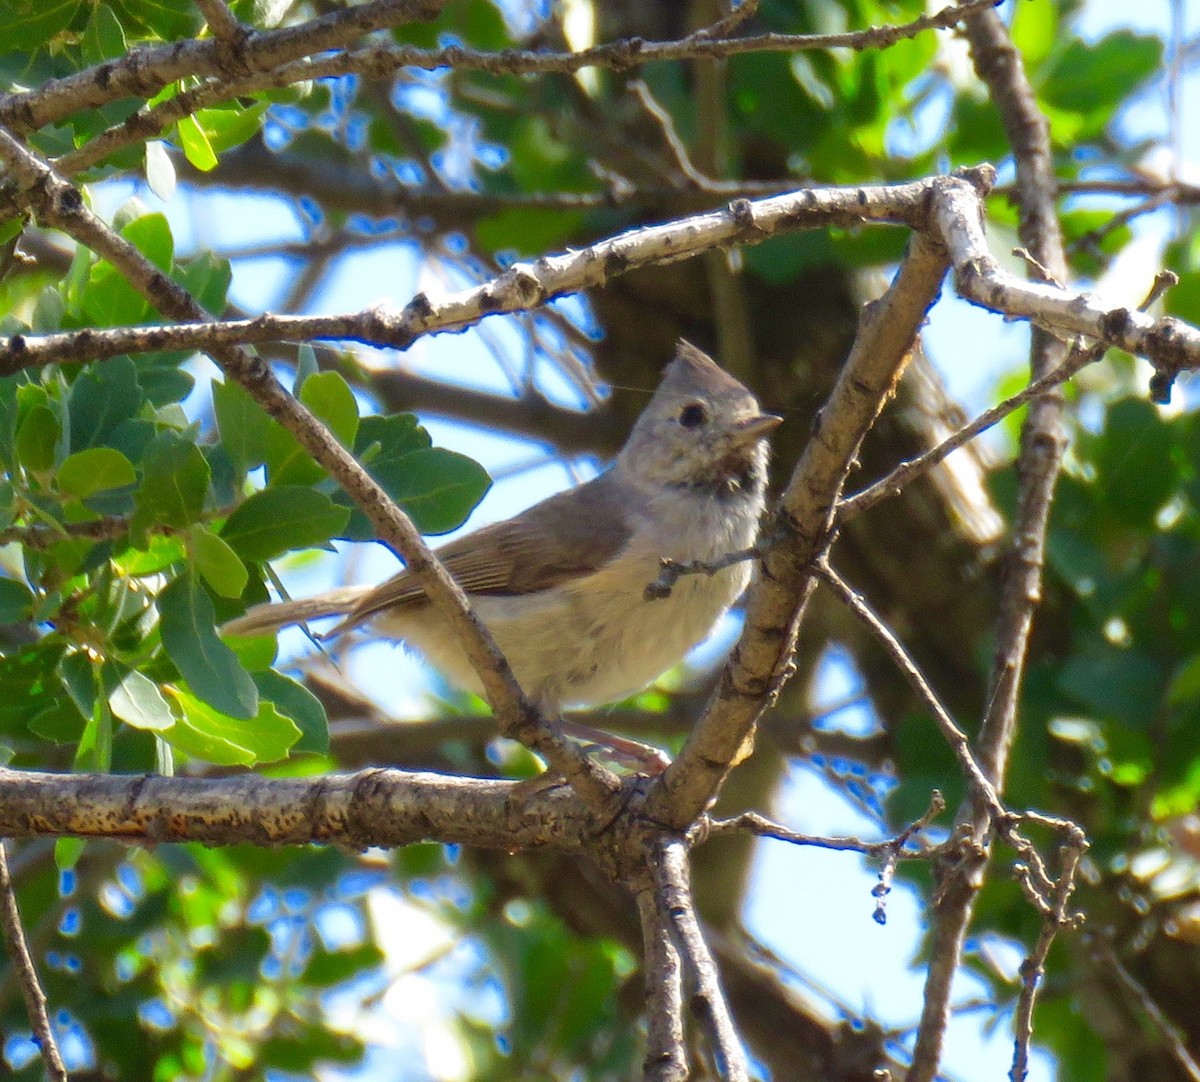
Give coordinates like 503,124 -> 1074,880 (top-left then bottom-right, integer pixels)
651,838 -> 749,1081
905,11 -> 1075,1081
0,841 -> 68,1082
630,80 -> 717,190
690,0 -> 761,40
710,792 -> 947,925
815,561 -> 1006,820
840,345 -> 1096,520
1092,936 -> 1200,1082
1009,831 -> 1087,1082
643,547 -> 760,601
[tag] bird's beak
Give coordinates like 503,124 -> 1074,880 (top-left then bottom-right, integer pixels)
731,413 -> 783,445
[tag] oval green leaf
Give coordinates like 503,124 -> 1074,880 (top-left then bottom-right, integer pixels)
191,525 -> 249,599
220,486 -> 349,562
58,447 -> 136,498
158,572 -> 258,719
108,668 -> 174,732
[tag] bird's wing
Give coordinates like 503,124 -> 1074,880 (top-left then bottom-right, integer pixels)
340,474 -> 636,628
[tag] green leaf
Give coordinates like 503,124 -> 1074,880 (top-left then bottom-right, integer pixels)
108,0 -> 199,37
82,214 -> 174,326
68,355 -> 143,451
166,685 -> 300,765
122,212 -> 174,272
158,572 -> 258,719
174,251 -> 231,316
1059,647 -> 1164,730
191,524 -> 249,599
220,487 -> 349,562
301,942 -> 384,987
58,447 -> 136,498
293,343 -> 319,392
108,668 -> 174,732
340,447 -> 490,540
15,403 -> 60,472
0,0 -> 81,48
135,432 -> 211,529
264,422 -> 325,487
0,577 -> 34,623
213,376 -> 271,475
54,837 -> 85,871
253,669 -> 328,754
194,101 -> 268,154
177,113 -> 218,171
81,3 -> 127,66
299,370 -> 358,449
1040,32 -> 1161,134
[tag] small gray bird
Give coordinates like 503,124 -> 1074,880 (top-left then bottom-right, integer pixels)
225,341 -> 780,715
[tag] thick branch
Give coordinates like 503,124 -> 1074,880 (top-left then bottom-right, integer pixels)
0,0 -> 445,135
0,180 -> 931,374
651,838 -> 749,1081
4,174 -> 1197,389
646,231 -> 951,828
638,885 -> 688,1082
0,766 -> 590,850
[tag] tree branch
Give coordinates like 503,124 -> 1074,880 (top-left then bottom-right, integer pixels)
906,12 -> 1075,1081
0,765 -> 594,849
638,885 -> 688,1082
0,0 -> 446,136
645,230 -> 951,829
0,842 -> 67,1082
4,174 -> 1197,392
650,837 -> 749,1081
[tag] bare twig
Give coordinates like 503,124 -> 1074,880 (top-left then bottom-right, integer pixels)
630,80 -> 717,190
841,270 -> 1178,520
840,345 -> 1096,520
651,838 -> 749,1081
708,793 -> 944,860
0,842 -> 68,1082
815,561 -> 1005,818
194,0 -> 245,45
643,547 -> 760,601
710,792 -> 947,925
1009,831 -> 1087,1082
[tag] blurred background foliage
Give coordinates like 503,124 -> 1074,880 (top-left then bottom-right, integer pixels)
1,0 -> 1199,1078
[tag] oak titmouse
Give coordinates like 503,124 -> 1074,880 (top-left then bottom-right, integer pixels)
225,341 -> 781,712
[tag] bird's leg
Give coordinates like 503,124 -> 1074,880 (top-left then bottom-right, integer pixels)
557,719 -> 672,775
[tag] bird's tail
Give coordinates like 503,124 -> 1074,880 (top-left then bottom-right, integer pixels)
220,585 -> 373,637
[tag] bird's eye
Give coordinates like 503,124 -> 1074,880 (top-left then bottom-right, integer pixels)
678,403 -> 707,429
